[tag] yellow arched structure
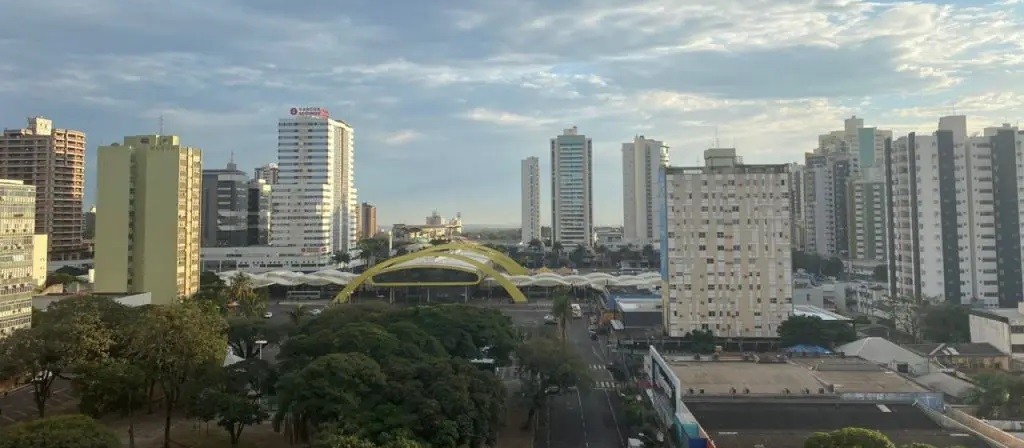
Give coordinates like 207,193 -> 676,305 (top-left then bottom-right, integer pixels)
332,246 -> 529,304
412,242 -> 529,276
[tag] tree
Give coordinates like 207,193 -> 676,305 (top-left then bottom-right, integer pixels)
804,427 -> 895,448
76,359 -> 147,447
287,304 -> 311,325
965,372 -> 1018,419
882,295 -> 926,342
313,434 -> 424,448
226,272 -> 267,317
641,244 -> 658,267
551,241 -> 563,255
0,414 -> 120,448
45,272 -> 79,287
778,316 -> 856,349
921,303 -> 970,343
0,309 -> 115,417
128,303 -> 227,448
189,363 -> 271,446
516,336 -> 591,426
333,251 -> 352,267
550,289 -> 572,342
275,353 -> 388,443
528,238 -> 544,252
570,244 -> 588,266
227,316 -> 282,360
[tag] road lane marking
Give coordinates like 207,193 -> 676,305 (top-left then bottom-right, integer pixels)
603,389 -> 624,446
575,389 -> 591,448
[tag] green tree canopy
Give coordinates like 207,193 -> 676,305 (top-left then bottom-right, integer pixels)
921,303 -> 970,343
128,302 -> 227,448
0,414 -> 120,448
274,304 -> 511,447
804,427 -> 895,448
778,315 -> 856,349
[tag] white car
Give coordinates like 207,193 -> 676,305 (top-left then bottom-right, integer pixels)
263,311 -> 273,319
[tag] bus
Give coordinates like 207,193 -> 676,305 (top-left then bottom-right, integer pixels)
571,303 -> 583,319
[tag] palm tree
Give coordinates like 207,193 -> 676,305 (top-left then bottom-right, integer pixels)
528,238 -> 544,252
287,305 -> 310,325
332,251 -> 351,269
551,241 -> 564,256
551,289 -> 572,342
595,245 -> 608,268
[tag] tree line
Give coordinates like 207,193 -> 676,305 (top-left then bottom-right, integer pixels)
0,270 -> 577,448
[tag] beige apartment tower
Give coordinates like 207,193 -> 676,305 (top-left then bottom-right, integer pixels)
0,117 -> 86,260
360,202 -> 377,239
94,135 -> 202,304
662,148 -> 792,338
0,180 -> 37,337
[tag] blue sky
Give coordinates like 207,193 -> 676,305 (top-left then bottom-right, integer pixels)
1,0 -> 1022,226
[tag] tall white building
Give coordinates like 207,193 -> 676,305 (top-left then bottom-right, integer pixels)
622,136 -> 669,246
521,156 -> 541,244
271,107 -> 357,257
550,126 -> 593,248
788,163 -> 806,251
886,116 -> 1024,307
661,148 -> 792,338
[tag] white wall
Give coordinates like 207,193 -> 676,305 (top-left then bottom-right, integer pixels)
970,314 -> 1011,356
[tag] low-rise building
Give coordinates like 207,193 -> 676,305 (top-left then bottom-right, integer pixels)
200,246 -> 343,273
969,303 -> 1024,359
904,342 -> 1011,371
33,292 -> 151,310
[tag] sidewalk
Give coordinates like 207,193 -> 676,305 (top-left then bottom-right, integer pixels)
496,383 -> 535,448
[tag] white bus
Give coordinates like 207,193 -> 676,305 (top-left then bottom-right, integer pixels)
571,303 -> 583,319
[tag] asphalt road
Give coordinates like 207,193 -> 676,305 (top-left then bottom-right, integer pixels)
535,313 -> 628,448
0,379 -> 75,426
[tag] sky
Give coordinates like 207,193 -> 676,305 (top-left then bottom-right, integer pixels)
1,0 -> 1022,227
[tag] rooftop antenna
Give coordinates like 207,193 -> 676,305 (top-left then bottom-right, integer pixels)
714,126 -> 720,148
159,114 -> 164,134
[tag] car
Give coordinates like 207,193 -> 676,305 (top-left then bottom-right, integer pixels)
309,308 -> 323,316
263,311 -> 273,319
544,385 -> 560,395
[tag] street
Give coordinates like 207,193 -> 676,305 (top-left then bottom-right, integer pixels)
503,306 -> 628,448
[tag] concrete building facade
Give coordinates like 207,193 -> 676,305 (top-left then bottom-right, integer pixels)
804,151 -> 852,258
360,202 -> 377,239
0,180 -> 37,337
550,127 -> 593,248
271,107 -> 357,257
0,117 -> 86,260
254,163 -> 279,184
789,163 -> 806,251
521,156 -> 541,244
622,136 -> 669,246
661,148 -> 792,338
94,135 -> 202,304
201,161 -> 249,247
886,117 -> 1024,307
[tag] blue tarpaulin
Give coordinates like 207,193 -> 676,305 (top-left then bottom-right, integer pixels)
783,344 -> 833,355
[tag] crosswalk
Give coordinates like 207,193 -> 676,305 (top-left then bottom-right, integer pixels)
593,381 -> 620,390
589,364 -> 607,370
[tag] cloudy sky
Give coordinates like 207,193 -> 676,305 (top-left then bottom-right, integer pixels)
1,0 -> 1022,226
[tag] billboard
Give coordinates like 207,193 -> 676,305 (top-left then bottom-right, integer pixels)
289,107 -> 330,118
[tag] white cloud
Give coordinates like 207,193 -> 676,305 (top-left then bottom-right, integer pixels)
382,130 -> 423,145
461,108 -> 556,128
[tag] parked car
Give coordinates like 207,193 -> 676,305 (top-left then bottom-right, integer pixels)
263,311 -> 273,319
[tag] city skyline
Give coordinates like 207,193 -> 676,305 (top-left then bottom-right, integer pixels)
1,0 -> 1023,225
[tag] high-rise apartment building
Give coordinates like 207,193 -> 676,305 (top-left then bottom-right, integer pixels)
360,202 -> 377,239
661,148 -> 792,338
94,135 -> 202,303
550,127 -> 593,248
247,180 -> 272,246
847,174 -> 886,262
0,117 -> 86,260
0,180 -> 37,337
201,161 -> 249,247
804,151 -> 852,257
887,117 -> 1024,307
622,136 -> 669,246
521,156 -> 541,244
84,205 -> 97,239
804,117 -> 892,260
271,107 -> 357,257
789,163 -> 806,251
254,163 -> 279,184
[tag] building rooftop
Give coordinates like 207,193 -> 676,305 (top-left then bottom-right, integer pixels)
793,304 -> 853,322
667,356 -> 926,396
670,361 -> 824,395
904,342 -> 1007,358
970,306 -> 1024,325
689,401 -> 987,448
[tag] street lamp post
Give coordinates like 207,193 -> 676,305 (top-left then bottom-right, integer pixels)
255,340 -> 268,360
